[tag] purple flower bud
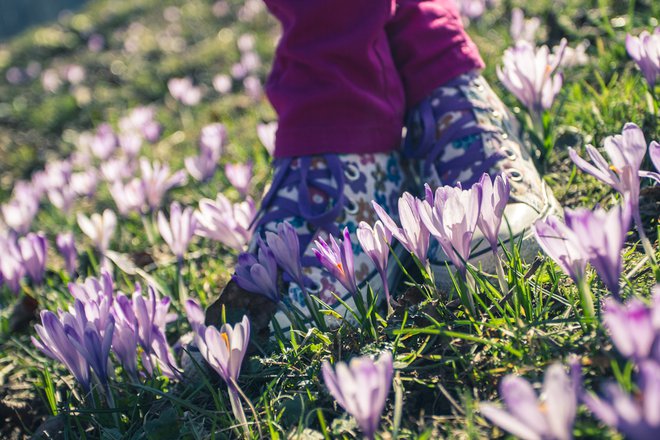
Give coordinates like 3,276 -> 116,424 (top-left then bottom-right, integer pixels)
101,157 -> 136,182
140,159 -> 187,210
168,77 -> 203,106
18,232 -> 47,285
195,315 -> 250,385
56,232 -> 77,276
533,215 -> 589,284
314,227 -> 358,296
77,209 -> 117,253
157,202 -> 198,259
626,28 -> 660,88
477,173 -> 510,251
70,170 -> 98,197
322,352 -> 393,440
2,196 -> 39,235
233,239 -> 280,302
265,222 -> 304,289
256,122 -> 276,156
357,220 -> 393,305
0,236 -> 25,294
510,8 -> 540,43
195,194 -> 255,251
199,123 -> 227,156
109,178 -> 145,216
603,296 -> 656,362
418,183 -> 483,275
480,362 -> 579,440
91,123 -> 118,160
184,298 -> 206,333
225,162 -> 252,197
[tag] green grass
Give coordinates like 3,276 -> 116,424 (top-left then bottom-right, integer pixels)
0,0 -> 659,438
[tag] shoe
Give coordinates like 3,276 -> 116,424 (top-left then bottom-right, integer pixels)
403,71 -> 562,290
208,152 -> 407,335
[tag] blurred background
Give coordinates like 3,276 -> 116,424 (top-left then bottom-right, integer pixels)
0,0 -> 88,40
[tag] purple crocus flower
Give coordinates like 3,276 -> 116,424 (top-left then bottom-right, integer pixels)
322,351 -> 394,440
195,315 -> 251,427
157,202 -> 198,259
112,293 -> 139,379
213,73 -> 232,94
314,227 -> 359,296
118,131 -> 143,158
77,209 -> 117,253
47,183 -> 76,214
265,221 -> 305,289
101,157 -> 136,182
0,236 -> 24,294
18,232 -> 47,285
497,39 -> 566,118
56,232 -> 77,276
184,124 -> 226,182
184,298 -> 206,333
373,192 -> 430,263
32,309 -> 91,391
184,153 -> 218,182
199,123 -> 227,155
68,271 -> 115,334
510,7 -> 540,43
233,239 -> 280,302
357,220 -> 393,307
140,158 -> 187,210
2,196 -> 39,235
626,27 -> 660,88
583,361 -> 660,440
533,215 -> 589,284
109,179 -> 145,216
195,194 -> 255,251
168,77 -> 203,106
90,123 -> 118,160
70,170 -> 98,198
603,296 -> 656,362
256,122 -> 276,156
480,362 -> 579,440
563,202 -> 632,297
225,162 -> 253,197
476,173 -> 510,252
418,183 -> 483,275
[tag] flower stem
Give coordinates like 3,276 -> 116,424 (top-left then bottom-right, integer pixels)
577,277 -> 595,322
227,384 -> 250,438
492,248 -> 509,297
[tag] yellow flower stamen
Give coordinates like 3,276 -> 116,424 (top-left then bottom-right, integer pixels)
221,332 -> 230,350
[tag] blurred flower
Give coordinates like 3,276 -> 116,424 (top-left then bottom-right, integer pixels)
140,158 -> 187,210
195,194 -> 255,251
56,232 -> 77,276
213,74 -> 232,94
41,68 -> 61,93
480,362 -> 579,440
119,132 -> 143,158
233,239 -> 279,302
168,77 -> 203,106
256,122 -> 277,156
557,40 -> 590,68
314,227 -> 358,295
199,123 -> 227,154
119,106 -> 161,143
583,361 -> 660,440
91,123 -> 118,160
195,315 -> 251,426
184,298 -> 205,333
2,196 -> 39,235
497,39 -> 566,118
5,67 -> 24,85
109,179 -> 146,216
225,162 -> 252,196
70,170 -> 98,197
626,27 -> 660,88
357,220 -> 393,306
533,215 -> 588,284
373,193 -> 430,263
419,183 -> 483,275
18,232 -> 47,285
87,33 -> 105,52
47,184 -> 76,214
111,294 -> 139,379
237,34 -> 256,52
64,64 -> 85,85
322,352 -> 393,440
603,294 -> 658,362
157,202 -> 198,259
77,209 -> 117,253
476,173 -> 510,252
265,221 -> 304,288
68,272 -> 115,334
32,309 -> 91,391
510,8 -> 540,43
243,75 -> 262,101
101,157 -> 136,182
0,236 -> 25,293
563,202 -> 632,297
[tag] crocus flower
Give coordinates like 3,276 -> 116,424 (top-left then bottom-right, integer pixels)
90,123 -> 118,160
185,124 -> 226,182
497,39 -> 566,118
480,363 -> 578,440
140,158 -> 187,210
77,209 -> 117,253
109,179 -> 145,216
225,162 -> 252,197
583,361 -> 660,440
563,202 -> 632,297
168,77 -> 203,106
199,123 -> 226,156
56,232 -> 77,276
476,173 -> 510,252
47,183 -> 76,214
195,315 -> 251,427
602,296 -> 656,362
118,131 -> 143,158
418,183 -> 483,275
314,227 -> 359,295
32,309 -> 91,391
265,221 -> 305,289
184,298 -> 205,333
322,351 -> 394,440
373,192 -> 430,263
510,8 -> 540,43
18,232 -> 47,284
185,153 -> 218,182
233,239 -> 280,302
626,27 -> 660,88
70,170 -> 98,197
195,194 -> 255,251
157,202 -> 198,259
213,73 -> 232,94
0,241 -> 25,294
533,215 -> 589,284
256,122 -> 276,156
101,157 -> 136,182
112,293 -> 139,379
2,196 -> 39,235
357,220 -> 393,306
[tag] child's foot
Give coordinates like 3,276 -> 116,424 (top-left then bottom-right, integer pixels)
208,152 -> 406,334
404,71 -> 561,288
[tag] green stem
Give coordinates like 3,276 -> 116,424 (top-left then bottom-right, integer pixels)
577,277 -> 595,322
492,248 -> 509,297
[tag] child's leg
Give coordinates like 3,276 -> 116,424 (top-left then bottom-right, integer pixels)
386,0 -> 561,285
217,0 -> 409,333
